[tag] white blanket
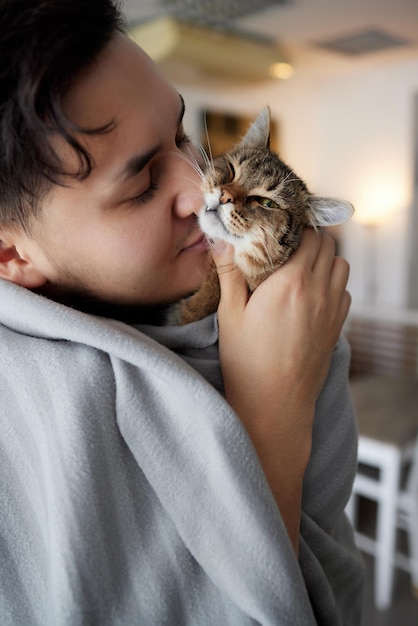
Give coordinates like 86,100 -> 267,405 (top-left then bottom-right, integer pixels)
0,278 -> 364,625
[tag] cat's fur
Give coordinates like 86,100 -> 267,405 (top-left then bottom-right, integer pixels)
169,107 -> 353,325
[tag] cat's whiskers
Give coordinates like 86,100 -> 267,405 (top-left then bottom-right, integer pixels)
193,142 -> 214,176
201,113 -> 215,174
170,150 -> 204,180
255,223 -> 277,270
186,144 -> 210,176
181,177 -> 204,192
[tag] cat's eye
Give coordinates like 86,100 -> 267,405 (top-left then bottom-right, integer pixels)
252,196 -> 279,209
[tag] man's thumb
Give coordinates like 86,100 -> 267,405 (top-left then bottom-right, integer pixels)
209,239 -> 248,310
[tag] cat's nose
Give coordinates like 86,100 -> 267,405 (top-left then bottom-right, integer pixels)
220,188 -> 234,204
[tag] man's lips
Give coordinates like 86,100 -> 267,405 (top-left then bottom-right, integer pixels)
180,232 -> 209,253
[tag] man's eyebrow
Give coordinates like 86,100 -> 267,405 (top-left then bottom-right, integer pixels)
115,93 -> 186,183
115,145 -> 161,183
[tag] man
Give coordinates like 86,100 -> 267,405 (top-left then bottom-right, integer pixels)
0,1 -> 364,624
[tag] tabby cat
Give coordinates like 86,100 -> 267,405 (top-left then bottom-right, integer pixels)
168,106 -> 353,325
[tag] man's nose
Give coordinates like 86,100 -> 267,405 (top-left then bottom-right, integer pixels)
173,190 -> 203,218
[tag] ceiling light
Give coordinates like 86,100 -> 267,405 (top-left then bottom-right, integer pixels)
129,17 -> 291,82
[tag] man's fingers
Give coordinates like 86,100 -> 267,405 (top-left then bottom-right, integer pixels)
209,239 -> 248,312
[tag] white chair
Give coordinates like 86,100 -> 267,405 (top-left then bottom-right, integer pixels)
346,375 -> 418,610
344,308 -> 418,610
397,434 -> 418,596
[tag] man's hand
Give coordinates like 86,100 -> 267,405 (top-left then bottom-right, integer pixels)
210,229 -> 351,552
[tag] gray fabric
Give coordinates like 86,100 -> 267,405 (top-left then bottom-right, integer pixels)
0,278 -> 365,625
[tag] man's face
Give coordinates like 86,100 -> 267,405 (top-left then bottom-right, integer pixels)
20,34 -> 209,312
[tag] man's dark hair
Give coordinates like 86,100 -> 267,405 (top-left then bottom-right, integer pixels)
0,0 -> 125,229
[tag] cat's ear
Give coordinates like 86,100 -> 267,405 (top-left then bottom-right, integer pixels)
307,196 -> 354,227
240,106 -> 271,149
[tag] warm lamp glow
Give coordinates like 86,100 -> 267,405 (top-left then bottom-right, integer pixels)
353,179 -> 407,226
269,62 -> 294,80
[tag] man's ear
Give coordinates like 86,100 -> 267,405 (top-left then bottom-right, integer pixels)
0,237 -> 47,288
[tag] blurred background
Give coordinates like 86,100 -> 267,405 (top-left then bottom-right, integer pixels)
122,1 -> 418,624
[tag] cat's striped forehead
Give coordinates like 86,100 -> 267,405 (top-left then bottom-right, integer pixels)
210,147 -> 307,198
222,149 -> 296,184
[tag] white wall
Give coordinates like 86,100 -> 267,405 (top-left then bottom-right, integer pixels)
178,55 -> 418,310
316,57 -> 418,308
